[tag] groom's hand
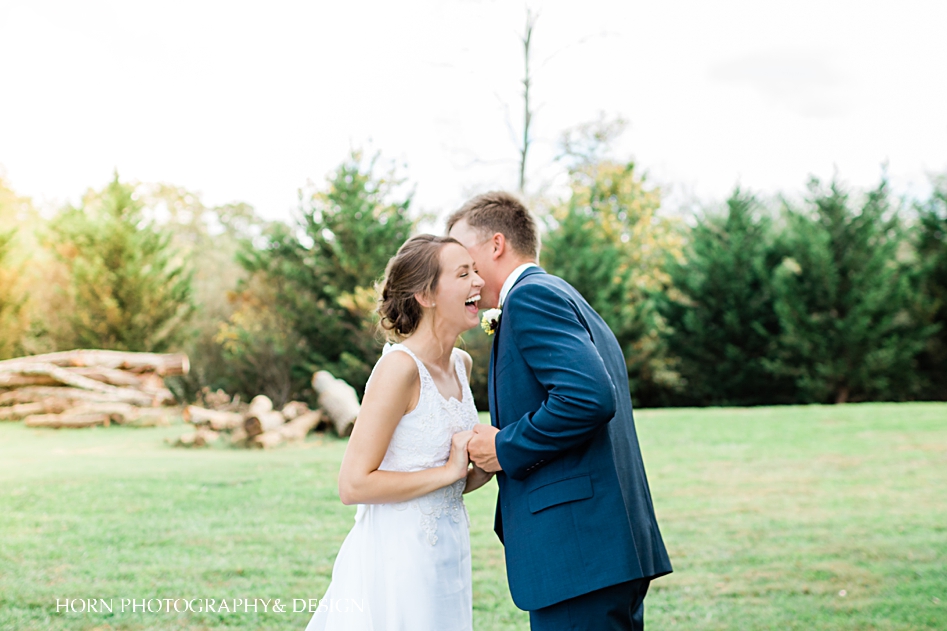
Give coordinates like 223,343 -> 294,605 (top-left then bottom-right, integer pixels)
467,424 -> 502,473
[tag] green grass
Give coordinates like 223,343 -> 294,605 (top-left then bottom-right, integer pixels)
0,403 -> 945,630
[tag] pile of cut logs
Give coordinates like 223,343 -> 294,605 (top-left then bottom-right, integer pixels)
172,369 -> 361,449
0,350 -> 186,428
0,349 -> 363,450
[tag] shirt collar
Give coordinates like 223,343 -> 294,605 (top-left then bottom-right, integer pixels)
498,262 -> 538,308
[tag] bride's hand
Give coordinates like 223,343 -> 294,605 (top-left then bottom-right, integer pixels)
444,430 -> 473,484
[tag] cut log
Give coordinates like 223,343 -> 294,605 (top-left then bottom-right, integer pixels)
0,386 -> 143,407
250,411 -> 322,449
0,399 -> 72,421
244,410 -> 285,439
247,394 -> 273,418
0,374 -> 59,388
69,366 -> 144,388
0,389 -> 42,406
136,373 -> 176,406
0,350 -> 189,376
200,387 -> 232,410
167,427 -> 219,447
280,401 -> 310,421
250,431 -> 284,449
0,363 -> 152,405
24,412 -> 111,429
183,405 -> 244,430
67,402 -> 139,424
279,410 -> 323,441
312,370 -> 360,437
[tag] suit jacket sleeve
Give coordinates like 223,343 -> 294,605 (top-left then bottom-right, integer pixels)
494,281 -> 618,480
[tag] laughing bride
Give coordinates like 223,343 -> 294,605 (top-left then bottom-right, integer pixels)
305,234 -> 494,631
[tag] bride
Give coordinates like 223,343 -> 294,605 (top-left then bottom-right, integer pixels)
306,234 -> 494,631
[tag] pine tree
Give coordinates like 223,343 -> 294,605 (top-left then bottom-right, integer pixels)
767,176 -> 933,403
47,172 -> 194,352
0,227 -> 26,359
915,175 -> 947,398
543,159 -> 684,405
238,150 -> 415,396
660,188 -> 791,405
0,174 -> 41,359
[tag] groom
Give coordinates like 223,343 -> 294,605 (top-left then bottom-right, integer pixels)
448,192 -> 672,630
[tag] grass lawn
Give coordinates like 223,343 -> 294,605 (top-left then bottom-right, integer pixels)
0,403 -> 945,630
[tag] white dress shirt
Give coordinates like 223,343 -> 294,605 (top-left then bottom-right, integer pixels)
498,262 -> 539,308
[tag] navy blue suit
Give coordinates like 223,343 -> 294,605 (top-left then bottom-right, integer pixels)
488,267 -> 672,621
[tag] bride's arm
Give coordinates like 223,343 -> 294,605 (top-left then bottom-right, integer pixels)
338,351 -> 470,505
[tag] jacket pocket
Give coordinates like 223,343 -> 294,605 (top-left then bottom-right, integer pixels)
527,474 -> 593,514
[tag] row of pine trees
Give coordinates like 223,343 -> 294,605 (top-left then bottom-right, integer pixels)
1,151 -> 944,409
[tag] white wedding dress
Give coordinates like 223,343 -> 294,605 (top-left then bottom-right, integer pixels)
305,343 -> 479,631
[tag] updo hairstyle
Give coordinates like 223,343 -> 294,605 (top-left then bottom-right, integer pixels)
376,234 -> 462,341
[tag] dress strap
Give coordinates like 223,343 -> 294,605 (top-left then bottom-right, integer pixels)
382,343 -> 432,388
384,344 -> 466,401
384,342 -> 419,362
451,348 -> 467,386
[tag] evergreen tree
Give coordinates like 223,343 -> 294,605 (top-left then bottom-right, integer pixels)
915,175 -> 947,398
543,158 -> 684,405
0,174 -> 34,359
141,184 -> 267,401
47,173 -> 194,352
766,176 -> 933,403
0,227 -> 26,359
238,150 -> 415,396
660,188 -> 791,405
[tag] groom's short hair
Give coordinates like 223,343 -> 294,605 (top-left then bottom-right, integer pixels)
446,191 -> 540,260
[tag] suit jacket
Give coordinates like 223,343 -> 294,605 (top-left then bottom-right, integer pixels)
488,266 -> 672,611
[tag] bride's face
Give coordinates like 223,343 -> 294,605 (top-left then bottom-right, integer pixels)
429,243 -> 484,331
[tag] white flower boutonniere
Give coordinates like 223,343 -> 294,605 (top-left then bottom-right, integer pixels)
481,308 -> 502,336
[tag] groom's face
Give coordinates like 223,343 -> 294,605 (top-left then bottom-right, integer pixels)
449,220 -> 501,310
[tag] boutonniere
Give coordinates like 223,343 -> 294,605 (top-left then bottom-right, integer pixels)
481,308 -> 502,335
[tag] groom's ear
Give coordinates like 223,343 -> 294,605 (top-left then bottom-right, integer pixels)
491,233 -> 506,261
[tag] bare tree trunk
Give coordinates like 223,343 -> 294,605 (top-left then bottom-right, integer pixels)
518,9 -> 537,193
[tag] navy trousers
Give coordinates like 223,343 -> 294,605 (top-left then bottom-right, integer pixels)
528,578 -> 650,631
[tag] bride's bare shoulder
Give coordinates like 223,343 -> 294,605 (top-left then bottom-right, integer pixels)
366,348 -> 420,394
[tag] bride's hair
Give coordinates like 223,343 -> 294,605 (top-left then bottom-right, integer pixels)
377,234 -> 462,341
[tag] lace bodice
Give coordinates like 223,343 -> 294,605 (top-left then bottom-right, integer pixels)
360,342 -> 480,545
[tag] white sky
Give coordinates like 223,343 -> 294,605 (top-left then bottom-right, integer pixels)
1,0 -> 946,223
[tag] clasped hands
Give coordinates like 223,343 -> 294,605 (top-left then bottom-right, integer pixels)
467,424 -> 502,472
450,424 -> 502,477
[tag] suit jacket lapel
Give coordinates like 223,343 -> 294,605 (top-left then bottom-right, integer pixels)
488,326 -> 499,428
488,267 -> 545,430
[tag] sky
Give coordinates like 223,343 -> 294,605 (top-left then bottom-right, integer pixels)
1,0 -> 946,223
